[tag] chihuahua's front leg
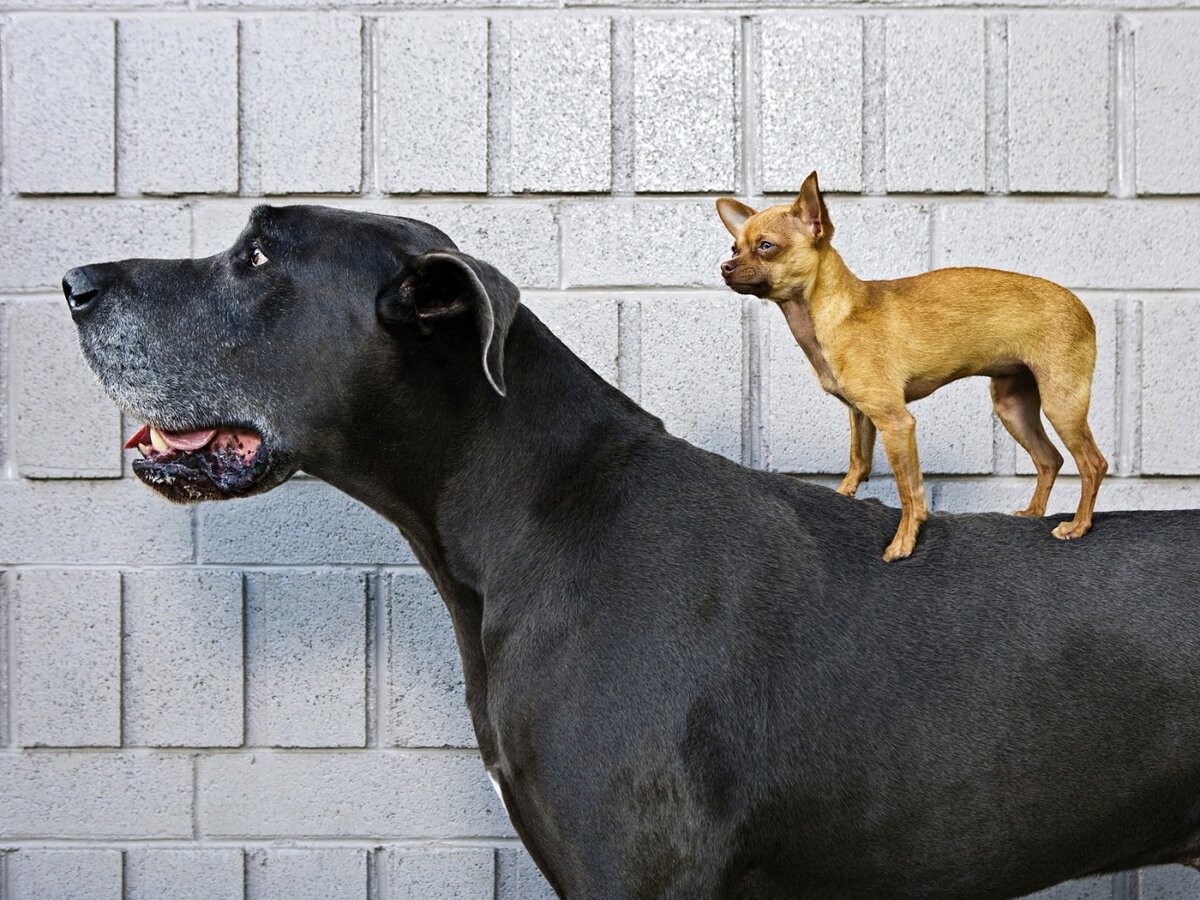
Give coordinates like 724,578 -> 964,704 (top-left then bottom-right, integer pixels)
863,404 -> 927,562
836,408 -> 876,497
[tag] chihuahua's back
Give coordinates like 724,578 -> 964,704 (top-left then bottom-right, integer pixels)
862,265 -> 1096,392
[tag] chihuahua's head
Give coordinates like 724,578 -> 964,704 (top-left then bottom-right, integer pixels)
716,170 -> 834,302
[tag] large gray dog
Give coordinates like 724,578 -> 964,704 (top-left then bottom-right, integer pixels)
65,205 -> 1200,899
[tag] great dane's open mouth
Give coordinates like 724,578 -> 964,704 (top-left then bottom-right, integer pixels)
124,422 -> 269,502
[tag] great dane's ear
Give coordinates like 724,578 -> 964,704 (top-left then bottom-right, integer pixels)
378,250 -> 520,397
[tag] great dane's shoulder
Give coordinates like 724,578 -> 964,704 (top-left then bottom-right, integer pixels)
67,205 -> 1200,900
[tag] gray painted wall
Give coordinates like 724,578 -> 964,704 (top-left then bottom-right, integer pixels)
1,1 -> 1199,897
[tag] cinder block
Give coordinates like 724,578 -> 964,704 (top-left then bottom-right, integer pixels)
760,16 -> 863,193
933,475 -> 1200,515
509,18 -> 612,192
764,312 -> 994,474
125,849 -> 244,900
935,202 -> 1200,290
523,296 -> 620,386
1019,876 -> 1114,899
246,849 -> 365,900
765,307 -> 850,473
397,201 -> 560,289
638,296 -> 742,460
931,477 -> 1042,514
0,304 -> 7,475
117,17 -> 239,195
633,18 -> 737,192
198,751 -> 510,838
378,17 -> 488,194
0,200 -> 190,292
203,0 -> 548,6
905,381 -> 996,475
386,571 -> 475,748
885,15 -> 985,192
0,479 -> 193,565
496,848 -> 557,900
240,16 -> 362,194
1007,14 -> 1111,193
0,753 -> 192,838
1092,478 -> 1200,511
0,574 -> 8,747
826,199 -> 930,280
5,0 -> 175,5
561,200 -> 728,288
1135,17 -> 1200,194
247,570 -> 367,747
383,847 -> 493,900
192,200 -> 559,290
191,202 -> 261,256
8,849 -> 122,900
1140,864 -> 1200,899
13,569 -> 120,747
199,480 -> 414,565
1142,297 -> 1200,474
8,300 -> 122,478
124,570 -> 244,747
1013,295 -> 1117,477
7,18 -> 115,194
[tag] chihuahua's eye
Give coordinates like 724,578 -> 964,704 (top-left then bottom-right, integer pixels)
758,240 -> 775,251
250,246 -> 269,268
731,245 -> 737,255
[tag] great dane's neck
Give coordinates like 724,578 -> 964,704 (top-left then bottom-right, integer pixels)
313,307 -> 661,760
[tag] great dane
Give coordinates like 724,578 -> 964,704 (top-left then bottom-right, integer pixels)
65,205 -> 1200,899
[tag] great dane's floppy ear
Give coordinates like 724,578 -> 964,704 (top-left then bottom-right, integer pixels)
378,250 -> 520,397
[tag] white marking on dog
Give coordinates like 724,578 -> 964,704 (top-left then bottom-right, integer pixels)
488,769 -> 508,814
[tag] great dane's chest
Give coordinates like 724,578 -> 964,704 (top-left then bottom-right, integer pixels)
780,300 -> 849,403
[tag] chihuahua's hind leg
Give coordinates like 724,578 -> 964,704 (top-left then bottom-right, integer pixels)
1038,375 -> 1109,541
837,409 -> 876,497
990,372 -> 1064,517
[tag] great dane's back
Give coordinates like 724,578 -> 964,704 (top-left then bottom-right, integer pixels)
65,204 -> 1200,899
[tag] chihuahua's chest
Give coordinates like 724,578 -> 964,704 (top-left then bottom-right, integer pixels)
779,300 -> 848,403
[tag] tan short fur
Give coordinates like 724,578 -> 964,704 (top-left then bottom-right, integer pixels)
717,171 -> 1108,562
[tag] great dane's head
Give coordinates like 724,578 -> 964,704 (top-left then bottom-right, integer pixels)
66,205 -> 520,504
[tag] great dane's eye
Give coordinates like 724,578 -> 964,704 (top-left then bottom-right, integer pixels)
250,246 -> 269,268
759,241 -> 775,252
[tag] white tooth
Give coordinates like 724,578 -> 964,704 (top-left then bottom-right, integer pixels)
137,443 -> 150,458
150,427 -> 169,453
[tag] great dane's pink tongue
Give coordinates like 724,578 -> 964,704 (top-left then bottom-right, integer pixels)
160,428 -> 219,451
123,424 -> 218,451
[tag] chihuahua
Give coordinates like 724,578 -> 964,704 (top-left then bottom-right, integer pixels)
717,171 -> 1107,562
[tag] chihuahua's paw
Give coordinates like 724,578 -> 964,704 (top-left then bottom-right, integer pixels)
835,483 -> 859,498
1013,508 -> 1044,518
882,540 -> 914,563
1052,520 -> 1091,541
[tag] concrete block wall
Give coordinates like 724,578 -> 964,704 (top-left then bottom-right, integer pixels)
1,1 -> 1198,897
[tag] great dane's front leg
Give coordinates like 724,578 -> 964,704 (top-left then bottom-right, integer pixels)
836,408 -> 876,497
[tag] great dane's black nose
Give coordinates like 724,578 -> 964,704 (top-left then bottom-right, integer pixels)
63,266 -> 105,317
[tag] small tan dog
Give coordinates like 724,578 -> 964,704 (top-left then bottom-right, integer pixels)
717,171 -> 1107,562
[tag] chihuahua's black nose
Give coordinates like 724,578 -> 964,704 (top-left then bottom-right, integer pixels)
720,260 -> 737,276
63,266 -> 105,318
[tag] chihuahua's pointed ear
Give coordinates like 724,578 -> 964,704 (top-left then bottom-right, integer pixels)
377,249 -> 520,397
716,198 -> 758,238
791,171 -> 834,241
